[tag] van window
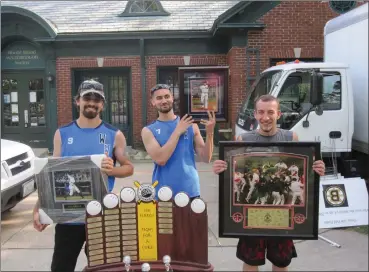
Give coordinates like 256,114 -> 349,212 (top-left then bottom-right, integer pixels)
277,71 -> 342,130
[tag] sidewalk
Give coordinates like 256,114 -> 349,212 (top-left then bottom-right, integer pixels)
1,162 -> 368,271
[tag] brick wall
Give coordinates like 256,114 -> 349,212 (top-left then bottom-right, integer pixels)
56,57 -> 141,145
247,1 -> 340,80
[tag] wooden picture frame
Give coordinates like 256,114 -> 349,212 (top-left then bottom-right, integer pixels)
178,66 -> 228,122
218,141 -> 321,240
34,155 -> 107,224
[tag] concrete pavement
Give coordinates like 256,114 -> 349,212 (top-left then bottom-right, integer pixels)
1,162 -> 368,271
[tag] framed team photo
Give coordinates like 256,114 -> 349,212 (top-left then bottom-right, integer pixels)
34,155 -> 108,224
218,141 -> 321,240
188,77 -> 219,113
178,67 -> 228,122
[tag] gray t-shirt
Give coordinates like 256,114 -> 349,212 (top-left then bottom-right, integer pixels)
239,129 -> 293,142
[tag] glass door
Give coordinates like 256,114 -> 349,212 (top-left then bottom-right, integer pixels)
1,72 -> 48,148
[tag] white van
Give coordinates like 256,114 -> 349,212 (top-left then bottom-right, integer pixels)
1,139 -> 36,212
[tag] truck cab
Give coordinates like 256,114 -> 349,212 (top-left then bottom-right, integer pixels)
235,61 -> 353,155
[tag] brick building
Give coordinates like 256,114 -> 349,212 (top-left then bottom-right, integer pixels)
1,0 -> 360,150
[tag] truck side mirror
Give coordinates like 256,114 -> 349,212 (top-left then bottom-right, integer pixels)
310,71 -> 323,105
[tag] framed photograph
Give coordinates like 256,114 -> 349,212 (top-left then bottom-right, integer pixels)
218,141 -> 320,240
34,155 -> 107,224
189,77 -> 219,113
179,67 -> 228,122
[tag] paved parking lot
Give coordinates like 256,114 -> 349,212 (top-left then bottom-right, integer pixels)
1,162 -> 368,271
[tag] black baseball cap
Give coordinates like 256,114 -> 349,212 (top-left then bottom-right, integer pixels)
78,79 -> 105,100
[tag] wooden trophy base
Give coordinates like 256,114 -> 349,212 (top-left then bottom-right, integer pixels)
83,260 -> 214,272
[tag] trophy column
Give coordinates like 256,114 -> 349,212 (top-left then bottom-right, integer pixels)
157,186 -> 175,260
102,193 -> 122,264
120,187 -> 139,261
85,200 -> 105,267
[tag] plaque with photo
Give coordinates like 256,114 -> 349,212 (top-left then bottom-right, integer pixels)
34,155 -> 108,224
218,141 -> 321,240
178,66 -> 228,122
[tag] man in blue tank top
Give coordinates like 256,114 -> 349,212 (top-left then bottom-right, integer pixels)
141,84 -> 216,199
32,79 -> 134,272
213,95 -> 325,272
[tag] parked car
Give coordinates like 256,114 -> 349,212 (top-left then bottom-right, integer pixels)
1,139 -> 36,213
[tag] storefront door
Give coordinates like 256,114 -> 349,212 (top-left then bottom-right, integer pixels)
73,69 -> 132,145
1,72 -> 48,148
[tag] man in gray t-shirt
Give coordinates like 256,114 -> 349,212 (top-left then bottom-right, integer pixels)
213,95 -> 325,271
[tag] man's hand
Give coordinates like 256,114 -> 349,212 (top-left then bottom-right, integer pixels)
313,160 -> 325,176
200,111 -> 216,134
175,114 -> 194,135
33,209 -> 48,232
213,160 -> 228,174
101,152 -> 115,175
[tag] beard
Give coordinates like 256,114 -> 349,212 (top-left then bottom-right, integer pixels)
82,105 -> 99,119
157,104 -> 173,113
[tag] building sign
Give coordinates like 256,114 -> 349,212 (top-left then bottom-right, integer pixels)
1,42 -> 45,69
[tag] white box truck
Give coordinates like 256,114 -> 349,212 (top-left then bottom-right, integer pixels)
235,3 -> 368,180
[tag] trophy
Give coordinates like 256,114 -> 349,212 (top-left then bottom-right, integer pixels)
123,255 -> 131,272
83,180 -> 214,272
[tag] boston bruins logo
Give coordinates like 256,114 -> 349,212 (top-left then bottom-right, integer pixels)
325,186 -> 346,206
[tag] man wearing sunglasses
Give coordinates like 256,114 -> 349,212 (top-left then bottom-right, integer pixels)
32,79 -> 134,272
141,84 -> 216,200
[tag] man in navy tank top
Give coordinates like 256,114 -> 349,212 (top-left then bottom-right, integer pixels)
141,84 -> 216,199
213,95 -> 325,272
32,80 -> 134,272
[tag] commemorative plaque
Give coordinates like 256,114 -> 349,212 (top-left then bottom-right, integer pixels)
83,181 -> 214,272
85,200 -> 105,267
34,155 -> 108,224
102,193 -> 122,264
218,141 -> 321,240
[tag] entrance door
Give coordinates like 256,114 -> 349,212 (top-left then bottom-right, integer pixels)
1,72 -> 48,148
74,69 -> 132,145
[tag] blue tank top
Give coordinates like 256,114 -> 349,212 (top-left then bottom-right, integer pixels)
58,120 -> 118,225
146,116 -> 200,198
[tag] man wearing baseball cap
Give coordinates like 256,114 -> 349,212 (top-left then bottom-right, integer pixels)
33,79 -> 134,272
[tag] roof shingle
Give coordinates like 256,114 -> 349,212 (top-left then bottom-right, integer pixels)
2,1 -> 240,34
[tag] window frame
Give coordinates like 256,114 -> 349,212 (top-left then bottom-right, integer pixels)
119,0 -> 170,17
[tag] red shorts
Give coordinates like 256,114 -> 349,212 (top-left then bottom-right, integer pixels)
236,237 -> 297,268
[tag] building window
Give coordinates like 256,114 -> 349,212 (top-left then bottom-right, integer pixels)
120,0 -> 170,16
157,67 -> 180,115
329,1 -> 357,14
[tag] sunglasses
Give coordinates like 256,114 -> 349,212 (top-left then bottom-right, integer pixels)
79,82 -> 104,92
82,93 -> 104,103
151,84 -> 171,93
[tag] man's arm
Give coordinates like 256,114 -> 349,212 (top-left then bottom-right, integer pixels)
141,127 -> 181,166
109,130 -> 134,178
193,123 -> 213,163
34,129 -> 62,212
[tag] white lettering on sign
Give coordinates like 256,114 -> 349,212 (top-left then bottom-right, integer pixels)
4,50 -> 39,66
